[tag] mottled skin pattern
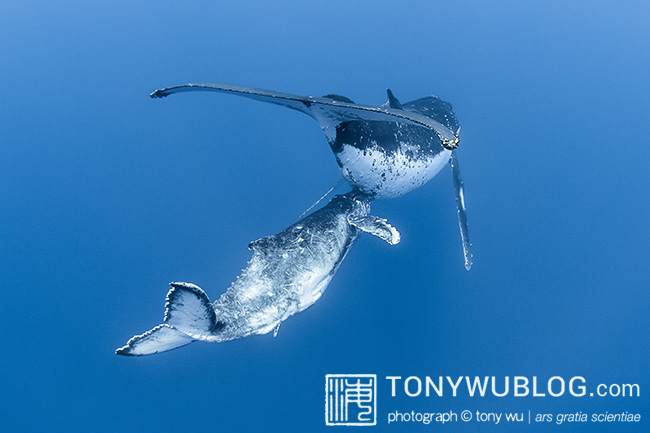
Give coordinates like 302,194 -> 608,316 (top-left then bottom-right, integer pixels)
332,121 -> 451,199
117,84 -> 472,356
209,192 -> 368,341
329,96 -> 460,199
116,191 -> 401,355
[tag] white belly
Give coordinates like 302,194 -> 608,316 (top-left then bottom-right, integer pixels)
336,144 -> 451,199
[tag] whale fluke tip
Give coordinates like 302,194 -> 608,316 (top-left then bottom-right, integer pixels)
116,323 -> 194,356
115,345 -> 136,356
150,89 -> 168,98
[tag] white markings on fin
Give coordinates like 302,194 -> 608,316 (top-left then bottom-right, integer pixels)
115,324 -> 194,356
348,215 -> 401,245
116,282 -> 226,356
164,282 -> 224,339
450,150 -> 472,270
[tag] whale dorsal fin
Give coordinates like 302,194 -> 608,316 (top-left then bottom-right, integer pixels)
348,215 -> 401,245
382,88 -> 402,110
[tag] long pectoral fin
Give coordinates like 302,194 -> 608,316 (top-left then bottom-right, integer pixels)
151,83 -> 315,116
348,215 -> 401,245
450,150 -> 472,270
149,83 -> 458,147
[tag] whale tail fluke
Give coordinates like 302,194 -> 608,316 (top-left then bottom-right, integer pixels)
116,282 -> 224,356
164,282 -> 225,338
115,323 -> 194,356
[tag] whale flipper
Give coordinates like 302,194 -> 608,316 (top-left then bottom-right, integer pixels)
150,82 -> 471,269
165,282 -> 225,339
450,151 -> 472,270
348,215 -> 400,245
115,324 -> 194,356
149,83 -> 458,148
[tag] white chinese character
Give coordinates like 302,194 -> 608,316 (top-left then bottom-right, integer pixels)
326,374 -> 377,426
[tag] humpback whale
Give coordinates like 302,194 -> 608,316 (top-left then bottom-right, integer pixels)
116,192 -> 399,356
151,83 -> 472,269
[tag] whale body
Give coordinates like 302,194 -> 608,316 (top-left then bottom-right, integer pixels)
151,83 -> 459,199
150,83 -> 472,269
116,192 -> 399,356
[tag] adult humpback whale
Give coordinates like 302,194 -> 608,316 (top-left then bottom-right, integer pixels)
116,192 -> 399,356
151,83 -> 471,269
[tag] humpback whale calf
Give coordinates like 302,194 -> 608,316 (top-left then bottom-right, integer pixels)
151,83 -> 472,269
116,192 -> 399,356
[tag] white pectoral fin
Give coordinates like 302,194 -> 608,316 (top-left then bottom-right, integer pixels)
164,282 -> 224,339
349,215 -> 401,245
450,150 -> 472,270
115,324 -> 194,356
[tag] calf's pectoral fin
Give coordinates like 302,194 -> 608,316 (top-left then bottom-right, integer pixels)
348,215 -> 401,245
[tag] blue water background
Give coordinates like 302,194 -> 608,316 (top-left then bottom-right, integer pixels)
1,1 -> 649,432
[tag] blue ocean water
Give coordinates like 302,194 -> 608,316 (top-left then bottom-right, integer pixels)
1,1 -> 648,432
